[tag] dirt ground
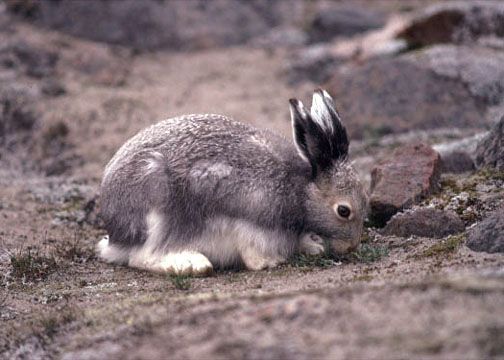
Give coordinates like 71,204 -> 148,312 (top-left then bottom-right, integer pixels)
1,11 -> 504,360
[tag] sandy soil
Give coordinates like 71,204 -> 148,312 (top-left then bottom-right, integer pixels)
1,14 -> 503,360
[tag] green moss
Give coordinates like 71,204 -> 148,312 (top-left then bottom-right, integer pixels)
419,234 -> 465,258
169,275 -> 191,291
478,167 -> 504,181
289,253 -> 338,269
351,244 -> 389,263
360,229 -> 372,244
440,177 -> 461,193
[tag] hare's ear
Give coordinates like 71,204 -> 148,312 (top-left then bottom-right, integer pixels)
289,90 -> 349,177
310,89 -> 349,162
289,96 -> 335,177
289,98 -> 311,163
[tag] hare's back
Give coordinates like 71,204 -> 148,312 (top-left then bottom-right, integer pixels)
104,114 -> 301,182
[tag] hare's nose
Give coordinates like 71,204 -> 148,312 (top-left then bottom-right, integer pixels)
347,243 -> 359,253
331,240 -> 353,254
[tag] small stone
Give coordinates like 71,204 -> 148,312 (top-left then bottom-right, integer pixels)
475,116 -> 504,170
466,207 -> 504,253
41,79 -> 66,97
369,142 -> 442,227
382,208 -> 465,238
440,151 -> 475,174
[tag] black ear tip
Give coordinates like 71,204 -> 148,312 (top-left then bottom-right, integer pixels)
289,98 -> 300,106
313,88 -> 324,95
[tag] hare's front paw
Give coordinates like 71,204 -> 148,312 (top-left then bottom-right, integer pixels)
241,247 -> 286,271
161,252 -> 214,276
299,233 -> 325,256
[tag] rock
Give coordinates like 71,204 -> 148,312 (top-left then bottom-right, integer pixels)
440,151 -> 475,174
369,143 -> 441,227
433,132 -> 486,160
326,45 -> 504,139
8,0 -> 304,51
285,44 -> 343,84
414,45 -> 504,107
466,207 -> 504,253
250,26 -> 308,49
41,79 -> 66,97
382,208 -> 464,238
398,1 -> 504,48
309,5 -> 386,43
475,116 -> 504,170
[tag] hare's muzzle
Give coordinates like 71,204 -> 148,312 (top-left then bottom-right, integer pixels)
329,236 -> 361,254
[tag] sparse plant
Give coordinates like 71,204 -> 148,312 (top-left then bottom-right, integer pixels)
351,244 -> 389,263
36,306 -> 77,339
289,253 -> 339,269
353,274 -> 374,282
170,274 -> 191,290
419,234 -> 465,258
40,315 -> 59,338
54,231 -> 95,263
9,247 -> 58,282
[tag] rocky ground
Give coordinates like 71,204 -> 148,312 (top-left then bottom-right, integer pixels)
1,1 -> 503,359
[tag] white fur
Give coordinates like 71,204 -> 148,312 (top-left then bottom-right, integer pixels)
97,235 -> 130,264
141,151 -> 164,177
202,163 -> 232,178
189,162 -> 233,184
127,209 -> 167,271
99,211 -> 294,274
299,233 -> 325,256
249,134 -> 272,152
311,91 -> 334,133
156,251 -> 213,275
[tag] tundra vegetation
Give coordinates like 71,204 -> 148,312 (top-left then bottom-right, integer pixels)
1,1 -> 503,359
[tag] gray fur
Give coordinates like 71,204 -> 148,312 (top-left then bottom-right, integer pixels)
99,90 -> 368,271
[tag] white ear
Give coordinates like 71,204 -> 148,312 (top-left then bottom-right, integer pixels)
311,90 -> 334,134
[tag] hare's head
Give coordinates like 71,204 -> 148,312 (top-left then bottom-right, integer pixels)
290,89 -> 368,254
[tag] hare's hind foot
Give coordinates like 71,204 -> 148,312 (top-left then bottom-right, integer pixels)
129,251 -> 214,276
299,233 -> 325,256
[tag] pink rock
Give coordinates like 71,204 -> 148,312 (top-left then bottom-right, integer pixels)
369,142 -> 441,226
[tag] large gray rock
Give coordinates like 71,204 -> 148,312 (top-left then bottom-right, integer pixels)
466,207 -> 504,253
398,1 -> 504,48
369,143 -> 441,227
382,208 -> 464,238
327,45 -> 504,139
285,45 -> 343,85
308,5 -> 386,43
7,0 -> 303,51
475,116 -> 504,170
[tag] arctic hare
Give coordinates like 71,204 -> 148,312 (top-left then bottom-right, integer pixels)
98,89 -> 368,275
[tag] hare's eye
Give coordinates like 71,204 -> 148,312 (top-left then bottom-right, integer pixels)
337,205 -> 351,219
